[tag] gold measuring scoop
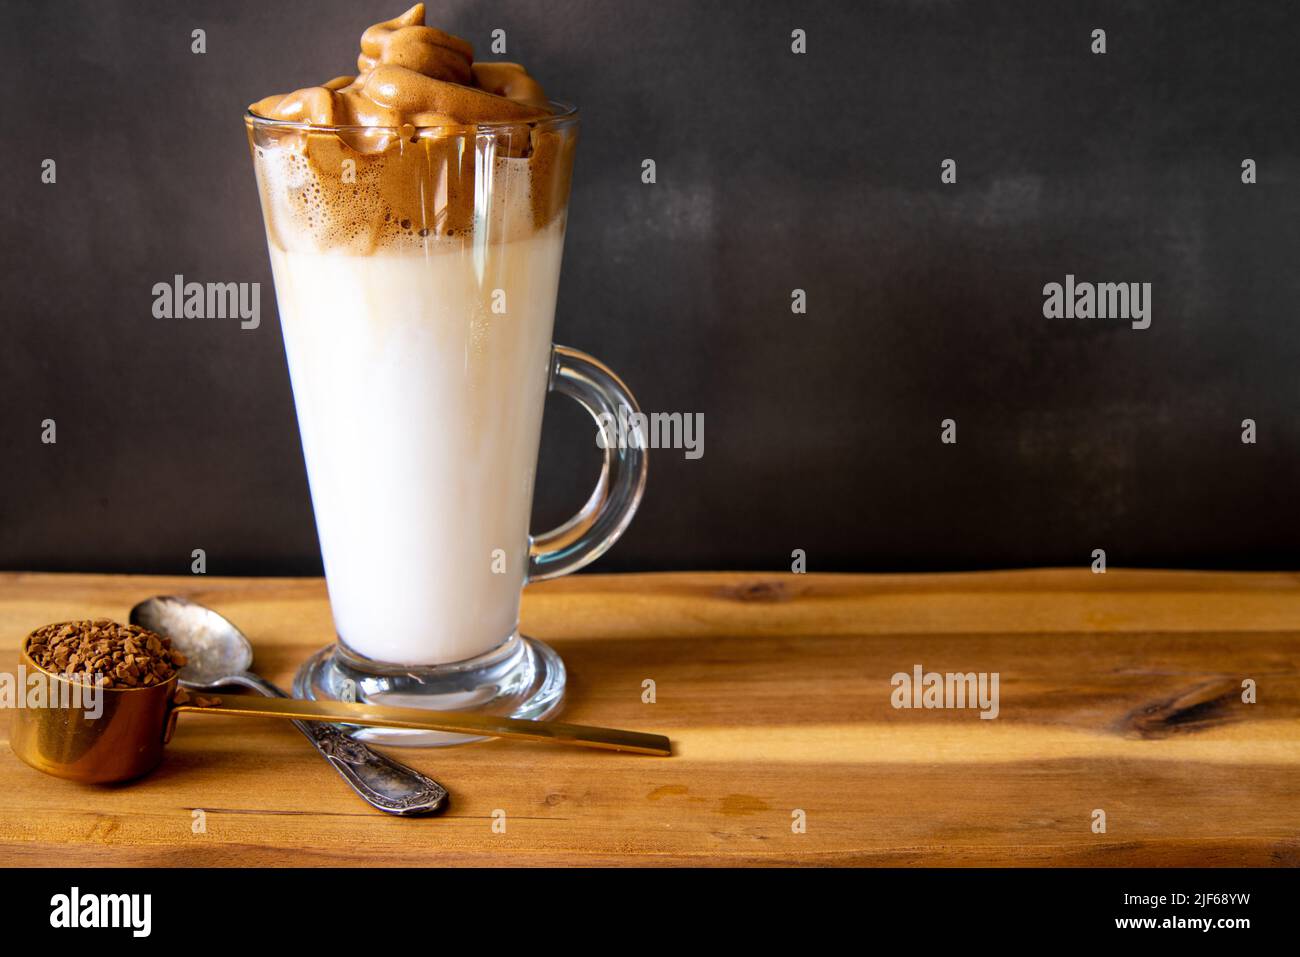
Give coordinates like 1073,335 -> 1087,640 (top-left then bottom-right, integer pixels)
9,634 -> 671,783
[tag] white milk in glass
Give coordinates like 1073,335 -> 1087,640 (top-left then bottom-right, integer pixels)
265,220 -> 564,665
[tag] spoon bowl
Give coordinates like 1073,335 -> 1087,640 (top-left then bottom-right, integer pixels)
129,596 -> 253,688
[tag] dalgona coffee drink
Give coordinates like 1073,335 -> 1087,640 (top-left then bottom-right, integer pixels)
248,4 -> 577,667
249,4 -> 646,743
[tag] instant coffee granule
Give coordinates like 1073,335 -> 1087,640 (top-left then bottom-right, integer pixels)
171,686 -> 222,708
26,619 -> 187,688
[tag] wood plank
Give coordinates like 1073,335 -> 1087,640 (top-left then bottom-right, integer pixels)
1,570 -> 1297,866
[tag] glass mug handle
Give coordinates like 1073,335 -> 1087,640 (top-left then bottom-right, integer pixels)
528,344 -> 648,582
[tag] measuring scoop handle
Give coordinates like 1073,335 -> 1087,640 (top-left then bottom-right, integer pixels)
171,695 -> 671,756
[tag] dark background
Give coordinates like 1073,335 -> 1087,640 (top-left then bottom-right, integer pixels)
2,0 -> 1298,575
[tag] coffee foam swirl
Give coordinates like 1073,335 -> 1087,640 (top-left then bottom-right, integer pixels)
250,3 -> 549,129
247,4 -> 573,254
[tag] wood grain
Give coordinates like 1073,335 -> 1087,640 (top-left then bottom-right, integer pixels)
1,569 -> 1297,866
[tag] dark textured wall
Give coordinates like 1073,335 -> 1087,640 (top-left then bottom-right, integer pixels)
2,0 -> 1298,575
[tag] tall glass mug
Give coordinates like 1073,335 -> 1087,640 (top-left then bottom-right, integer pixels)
246,104 -> 646,745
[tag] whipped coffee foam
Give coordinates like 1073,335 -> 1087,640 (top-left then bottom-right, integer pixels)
248,3 -> 574,253
251,3 -> 548,128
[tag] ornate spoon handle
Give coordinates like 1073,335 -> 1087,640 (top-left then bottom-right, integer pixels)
228,672 -> 448,816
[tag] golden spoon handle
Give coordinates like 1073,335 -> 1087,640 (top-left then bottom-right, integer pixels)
173,695 -> 671,755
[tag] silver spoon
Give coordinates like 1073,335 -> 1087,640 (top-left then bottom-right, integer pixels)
129,595 -> 448,816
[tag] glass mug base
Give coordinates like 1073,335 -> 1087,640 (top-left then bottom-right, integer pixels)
292,633 -> 566,747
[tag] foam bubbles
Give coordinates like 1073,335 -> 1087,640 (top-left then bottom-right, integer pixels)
250,125 -> 573,255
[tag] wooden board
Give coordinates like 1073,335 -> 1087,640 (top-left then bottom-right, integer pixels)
1,569 -> 1297,866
